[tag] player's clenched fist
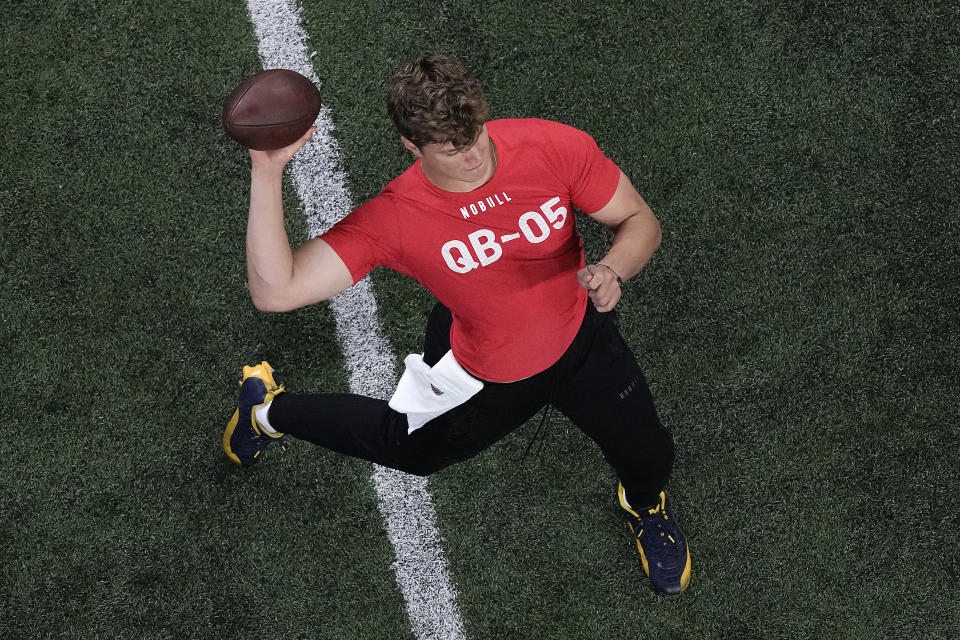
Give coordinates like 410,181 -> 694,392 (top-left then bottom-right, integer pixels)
577,263 -> 622,312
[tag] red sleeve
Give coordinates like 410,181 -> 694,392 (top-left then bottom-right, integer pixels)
320,196 -> 393,283
544,121 -> 621,214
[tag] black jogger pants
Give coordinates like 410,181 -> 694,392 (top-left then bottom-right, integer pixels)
268,301 -> 674,507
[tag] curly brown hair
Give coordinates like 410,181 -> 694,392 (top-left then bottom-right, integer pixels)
386,54 -> 489,150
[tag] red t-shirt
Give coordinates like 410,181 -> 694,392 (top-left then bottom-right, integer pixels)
322,118 -> 621,382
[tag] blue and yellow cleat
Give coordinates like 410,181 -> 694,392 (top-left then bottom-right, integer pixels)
222,361 -> 288,466
619,484 -> 692,595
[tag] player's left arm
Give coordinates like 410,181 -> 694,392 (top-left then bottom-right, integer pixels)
577,170 -> 662,312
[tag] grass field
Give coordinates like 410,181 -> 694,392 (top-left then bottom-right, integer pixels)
2,1 -> 959,638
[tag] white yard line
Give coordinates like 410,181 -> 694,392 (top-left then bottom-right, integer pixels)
245,1 -> 467,638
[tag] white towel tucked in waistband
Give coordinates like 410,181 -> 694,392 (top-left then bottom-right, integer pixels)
388,349 -> 485,434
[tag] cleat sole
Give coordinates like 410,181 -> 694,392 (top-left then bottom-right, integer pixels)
222,409 -> 243,466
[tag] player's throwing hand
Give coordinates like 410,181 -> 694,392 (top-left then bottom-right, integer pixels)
249,126 -> 316,174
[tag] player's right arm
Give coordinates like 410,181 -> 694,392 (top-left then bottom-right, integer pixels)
245,127 -> 353,312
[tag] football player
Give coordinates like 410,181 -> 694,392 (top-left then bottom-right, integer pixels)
224,54 -> 691,595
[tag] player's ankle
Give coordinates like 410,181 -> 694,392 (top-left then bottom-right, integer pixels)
255,400 -> 279,434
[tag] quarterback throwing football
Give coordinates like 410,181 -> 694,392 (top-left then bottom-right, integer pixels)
224,54 -> 691,595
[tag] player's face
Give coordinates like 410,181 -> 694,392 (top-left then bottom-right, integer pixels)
403,126 -> 497,192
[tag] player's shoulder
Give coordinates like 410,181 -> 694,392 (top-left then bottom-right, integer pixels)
345,179 -> 404,222
488,117 -> 589,143
358,164 -> 430,222
379,163 -> 425,206
488,119 -> 600,162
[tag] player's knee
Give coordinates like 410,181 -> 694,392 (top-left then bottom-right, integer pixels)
400,458 -> 449,477
394,452 -> 459,477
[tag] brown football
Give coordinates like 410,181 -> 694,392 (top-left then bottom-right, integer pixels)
222,69 -> 321,150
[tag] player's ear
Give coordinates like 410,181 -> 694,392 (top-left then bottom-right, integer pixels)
400,136 -> 423,158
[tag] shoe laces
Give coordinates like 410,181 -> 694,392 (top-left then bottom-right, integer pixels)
636,495 -> 682,550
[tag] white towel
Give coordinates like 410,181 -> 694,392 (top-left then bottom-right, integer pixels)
388,350 -> 485,434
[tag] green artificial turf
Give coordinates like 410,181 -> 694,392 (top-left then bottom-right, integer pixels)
1,2 -> 412,638
2,0 -> 958,638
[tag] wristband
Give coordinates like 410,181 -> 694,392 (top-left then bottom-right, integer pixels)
596,263 -> 624,287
